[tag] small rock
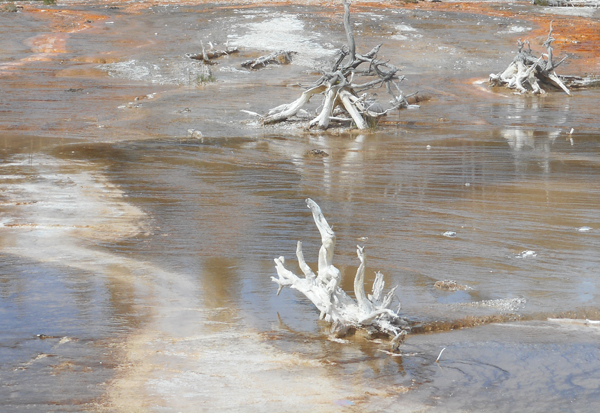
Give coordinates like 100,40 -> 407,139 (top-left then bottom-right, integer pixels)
36,334 -> 58,339
391,330 -> 408,352
187,129 -> 203,138
307,149 -> 329,158
366,101 -> 385,114
515,250 -> 536,259
434,280 -> 471,291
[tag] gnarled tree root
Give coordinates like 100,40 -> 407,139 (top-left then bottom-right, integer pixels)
272,199 -> 409,351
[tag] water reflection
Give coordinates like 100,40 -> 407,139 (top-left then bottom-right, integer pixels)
200,258 -> 241,309
502,129 -> 559,152
491,95 -> 574,129
290,134 -> 369,197
501,128 -> 561,174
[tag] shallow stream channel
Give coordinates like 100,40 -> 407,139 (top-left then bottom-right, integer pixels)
1,1 -> 600,411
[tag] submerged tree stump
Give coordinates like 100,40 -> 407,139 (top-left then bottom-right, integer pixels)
272,199 -> 409,350
257,0 -> 416,130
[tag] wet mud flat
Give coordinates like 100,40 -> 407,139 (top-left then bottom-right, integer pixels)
2,1 -> 600,411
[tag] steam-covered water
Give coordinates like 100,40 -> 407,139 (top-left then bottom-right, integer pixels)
1,2 -> 600,411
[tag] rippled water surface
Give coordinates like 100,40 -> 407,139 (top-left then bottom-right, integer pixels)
1,2 -> 600,412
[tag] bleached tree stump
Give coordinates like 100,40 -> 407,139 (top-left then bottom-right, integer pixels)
256,0 -> 417,130
272,199 -> 409,350
490,22 -> 600,94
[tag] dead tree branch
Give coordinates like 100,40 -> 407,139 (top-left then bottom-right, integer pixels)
186,42 -> 239,64
241,50 -> 297,70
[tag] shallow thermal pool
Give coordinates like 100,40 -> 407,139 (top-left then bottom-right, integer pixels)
1,2 -> 600,411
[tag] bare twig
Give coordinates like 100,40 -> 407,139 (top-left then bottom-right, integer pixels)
435,347 -> 446,363
342,0 -> 356,63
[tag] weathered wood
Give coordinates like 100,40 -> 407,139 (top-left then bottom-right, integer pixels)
254,0 -> 416,130
339,89 -> 368,129
490,22 -> 598,95
263,84 -> 327,125
186,42 -> 239,64
272,199 -> 409,350
241,50 -> 296,70
342,0 -> 356,62
560,75 -> 600,89
310,85 -> 341,129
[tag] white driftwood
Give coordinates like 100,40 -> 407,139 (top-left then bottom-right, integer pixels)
258,0 -> 415,130
272,199 -> 409,350
490,23 -> 574,95
339,89 -> 368,129
264,85 -> 326,125
310,83 -> 342,130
